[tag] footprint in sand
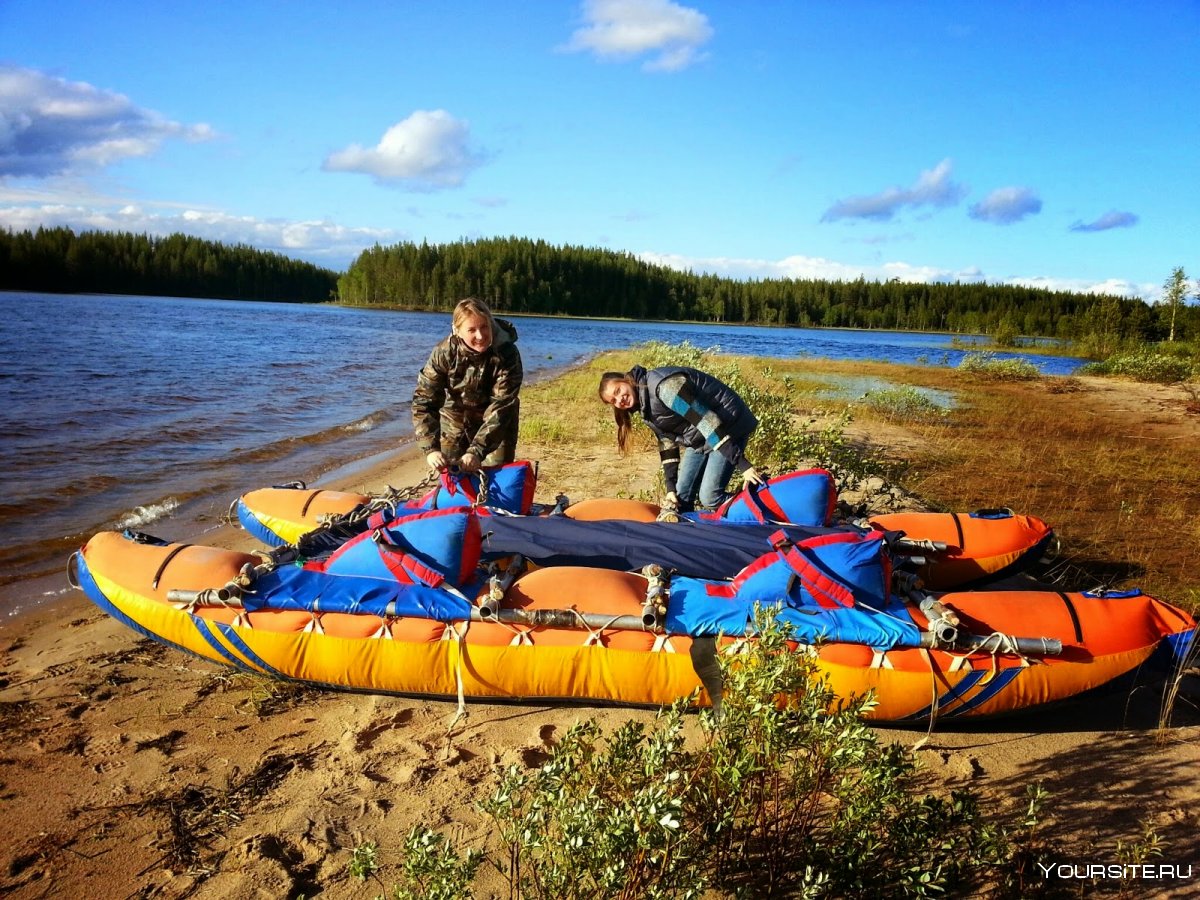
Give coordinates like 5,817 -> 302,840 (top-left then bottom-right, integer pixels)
352,709 -> 414,751
218,833 -> 321,899
134,729 -> 187,756
86,732 -> 129,773
519,745 -> 551,767
935,749 -> 985,781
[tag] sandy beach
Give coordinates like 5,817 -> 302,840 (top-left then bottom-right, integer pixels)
1,370 -> 1197,899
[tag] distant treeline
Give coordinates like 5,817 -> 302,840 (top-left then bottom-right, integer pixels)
5,227 -> 1194,343
0,227 -> 339,302
340,236 -> 1195,342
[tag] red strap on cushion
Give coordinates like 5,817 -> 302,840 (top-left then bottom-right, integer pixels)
376,539 -> 445,588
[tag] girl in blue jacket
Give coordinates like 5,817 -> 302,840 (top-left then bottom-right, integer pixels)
599,365 -> 765,512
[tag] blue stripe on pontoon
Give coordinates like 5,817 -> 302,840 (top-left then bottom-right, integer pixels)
900,669 -> 987,721
206,619 -> 286,677
75,556 -> 252,669
236,500 -> 288,547
77,557 -> 173,645
187,617 -> 258,671
941,667 -> 1024,717
75,554 -> 379,693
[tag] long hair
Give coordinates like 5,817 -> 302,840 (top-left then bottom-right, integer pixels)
598,371 -> 637,453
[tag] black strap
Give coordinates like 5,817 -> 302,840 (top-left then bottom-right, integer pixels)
151,544 -> 192,590
1056,591 -> 1084,643
949,512 -> 965,549
298,490 -> 322,518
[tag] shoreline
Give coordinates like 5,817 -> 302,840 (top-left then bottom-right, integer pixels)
0,441 -> 431,632
0,351 -> 589,629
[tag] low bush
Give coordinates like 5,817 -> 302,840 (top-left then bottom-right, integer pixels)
388,826 -> 483,900
381,617 -> 1059,899
857,386 -> 948,423
957,352 -> 1043,381
1079,349 -> 1196,383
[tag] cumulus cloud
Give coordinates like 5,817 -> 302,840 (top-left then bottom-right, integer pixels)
968,186 -> 1042,224
0,198 -> 397,267
562,0 -> 713,72
1069,210 -> 1139,232
1006,274 -> 1156,301
0,64 -> 214,178
638,249 -> 974,285
637,249 -> 1157,301
323,110 -> 486,190
821,159 -> 967,222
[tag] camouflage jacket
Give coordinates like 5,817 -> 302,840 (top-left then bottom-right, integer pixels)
411,318 -> 522,459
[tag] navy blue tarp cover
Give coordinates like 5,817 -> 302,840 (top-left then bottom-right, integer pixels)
478,515 -> 853,580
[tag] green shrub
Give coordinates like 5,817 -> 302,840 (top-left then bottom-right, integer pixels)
957,352 -> 1042,381
385,616 -> 1057,899
990,320 -> 1022,348
1072,331 -> 1142,360
1079,349 -> 1196,383
389,826 -> 483,900
638,338 -> 711,371
348,841 -> 380,881
857,386 -> 948,423
1153,340 -> 1200,362
482,710 -> 705,899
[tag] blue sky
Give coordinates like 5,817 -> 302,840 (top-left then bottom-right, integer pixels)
2,1 -> 1196,301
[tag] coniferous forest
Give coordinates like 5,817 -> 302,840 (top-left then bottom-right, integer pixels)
338,237 -> 1194,342
4,227 -> 1195,343
0,227 -> 339,302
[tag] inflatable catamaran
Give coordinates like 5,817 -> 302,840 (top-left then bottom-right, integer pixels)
69,465 -> 1195,722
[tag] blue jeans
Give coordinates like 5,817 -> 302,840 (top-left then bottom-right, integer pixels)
675,447 -> 735,512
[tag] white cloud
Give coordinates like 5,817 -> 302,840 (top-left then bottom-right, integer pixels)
637,249 -> 1157,300
968,186 -> 1042,224
0,64 -> 214,178
563,0 -> 713,72
822,159 -> 967,222
1069,210 -> 1139,232
323,110 -> 485,190
637,250 -> 972,284
1005,274 -> 1157,301
0,199 -> 397,268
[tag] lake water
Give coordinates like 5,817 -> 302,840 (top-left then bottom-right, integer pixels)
0,291 -> 1086,617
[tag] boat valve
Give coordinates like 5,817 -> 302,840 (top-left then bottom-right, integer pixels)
917,594 -> 961,646
479,556 -> 525,619
640,564 -> 669,629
